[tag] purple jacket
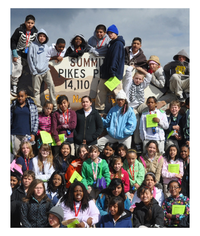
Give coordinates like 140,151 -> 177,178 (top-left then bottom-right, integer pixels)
51,108 -> 77,143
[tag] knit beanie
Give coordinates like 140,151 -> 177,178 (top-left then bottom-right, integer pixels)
115,89 -> 127,100
107,24 -> 119,35
48,205 -> 64,223
147,55 -> 160,65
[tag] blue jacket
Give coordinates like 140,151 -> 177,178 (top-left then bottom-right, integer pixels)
97,210 -> 132,228
165,113 -> 183,140
102,105 -> 136,139
100,36 -> 125,80
96,193 -> 131,216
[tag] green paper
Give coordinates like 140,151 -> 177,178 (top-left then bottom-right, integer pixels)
104,76 -> 121,91
168,164 -> 180,174
146,114 -> 158,128
172,205 -> 185,215
51,134 -> 66,146
167,130 -> 174,139
40,131 -> 53,144
69,170 -> 83,183
66,219 -> 80,228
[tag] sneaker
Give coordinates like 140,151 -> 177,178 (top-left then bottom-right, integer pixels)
177,95 -> 185,102
10,85 -> 17,97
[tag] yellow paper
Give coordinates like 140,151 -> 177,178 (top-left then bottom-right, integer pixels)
146,114 -> 158,128
40,131 -> 53,144
69,170 -> 83,183
168,164 -> 180,174
172,205 -> 185,215
51,134 -> 66,146
66,219 -> 80,228
104,76 -> 121,91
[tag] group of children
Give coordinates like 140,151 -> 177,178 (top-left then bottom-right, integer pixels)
10,14 -> 190,228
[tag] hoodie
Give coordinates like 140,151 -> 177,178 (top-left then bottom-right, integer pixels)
27,28 -> 50,75
164,49 -> 190,88
88,31 -> 111,57
100,36 -> 125,80
64,34 -> 89,58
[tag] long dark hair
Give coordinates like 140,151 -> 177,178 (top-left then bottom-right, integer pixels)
98,178 -> 126,209
164,144 -> 180,163
47,170 -> 66,198
61,181 -> 92,211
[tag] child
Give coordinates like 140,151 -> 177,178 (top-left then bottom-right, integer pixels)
53,141 -> 75,174
162,144 -> 184,198
81,145 -> 111,199
182,97 -> 190,146
165,100 -> 183,150
115,143 -> 128,163
124,37 -> 148,70
147,55 -> 167,94
11,15 -> 38,96
60,181 -> 100,227
27,28 -> 57,112
139,96 -> 169,154
123,65 -> 152,148
95,24 -> 125,113
97,90 -> 136,152
74,95 -> 103,148
109,156 -> 130,193
123,149 -> 145,200
97,196 -> 132,228
32,144 -> 55,188
88,24 -> 111,57
48,205 -> 65,228
51,95 -> 77,156
162,180 -> 190,227
47,38 -> 66,63
130,172 -> 164,211
133,184 -> 164,228
138,140 -> 164,184
15,141 -> 34,172
10,170 -> 22,193
65,34 -> 89,58
96,178 -> 131,217
46,170 -> 66,206
180,144 -> 189,198
11,170 -> 35,227
11,88 -> 38,155
164,49 -> 190,102
100,142 -> 117,168
65,144 -> 89,189
21,179 -> 53,227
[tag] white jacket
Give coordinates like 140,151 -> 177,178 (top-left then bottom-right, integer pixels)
151,67 -> 165,88
139,108 -> 169,141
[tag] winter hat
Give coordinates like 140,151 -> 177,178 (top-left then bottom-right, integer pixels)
115,89 -> 127,100
48,205 -> 64,223
107,24 -> 119,35
147,55 -> 160,65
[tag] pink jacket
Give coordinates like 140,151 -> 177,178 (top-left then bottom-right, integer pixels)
161,157 -> 184,184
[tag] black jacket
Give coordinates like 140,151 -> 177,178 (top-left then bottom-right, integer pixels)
74,108 -> 103,145
133,198 -> 164,227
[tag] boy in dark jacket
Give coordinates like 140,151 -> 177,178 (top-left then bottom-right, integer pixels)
11,15 -> 38,96
95,24 -> 125,113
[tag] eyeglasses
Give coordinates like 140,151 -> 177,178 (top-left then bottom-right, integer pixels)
169,186 -> 180,190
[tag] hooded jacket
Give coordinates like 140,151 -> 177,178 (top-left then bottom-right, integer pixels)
97,209 -> 132,227
88,31 -> 111,57
100,36 -> 125,80
11,23 -> 38,59
133,198 -> 164,227
27,28 -> 50,75
65,34 -> 89,58
164,49 -> 190,88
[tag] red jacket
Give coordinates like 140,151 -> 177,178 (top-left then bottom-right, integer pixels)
109,167 -> 130,193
